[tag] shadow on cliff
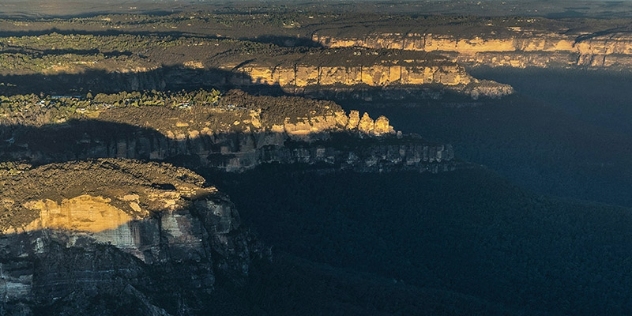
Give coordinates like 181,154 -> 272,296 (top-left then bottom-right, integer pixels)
0,185 -> 248,316
0,119 -> 165,163
0,117 -> 451,170
240,35 -> 323,48
0,65 -> 287,96
4,118 -> 632,316
0,28 -> 493,100
0,116 -> 455,316
0,118 -> 256,169
0,62 -> 490,104
0,118 -> 260,313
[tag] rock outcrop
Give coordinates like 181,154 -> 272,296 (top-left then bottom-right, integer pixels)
1,121 -> 455,173
0,101 -> 457,174
313,31 -> 632,69
0,159 -> 262,314
236,63 -> 471,86
230,58 -> 512,99
314,32 -> 575,55
0,90 -> 456,173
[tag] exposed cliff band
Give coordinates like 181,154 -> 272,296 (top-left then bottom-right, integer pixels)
0,159 -> 262,314
227,53 -> 513,99
1,90 -> 457,173
0,31 -> 513,99
313,31 -> 632,69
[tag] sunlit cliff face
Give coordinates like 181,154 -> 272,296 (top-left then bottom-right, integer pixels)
314,33 -> 576,54
7,190 -> 198,234
92,100 -> 395,138
14,195 -> 134,233
3,190 -> 215,235
313,32 -> 632,69
237,63 -> 471,87
227,62 -> 510,98
0,159 -> 216,235
0,158 -> 251,310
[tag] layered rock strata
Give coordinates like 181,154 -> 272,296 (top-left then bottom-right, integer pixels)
1,119 -> 455,173
229,57 -> 513,99
0,159 -> 261,314
0,91 -> 456,173
0,32 -> 512,99
313,31 -> 632,69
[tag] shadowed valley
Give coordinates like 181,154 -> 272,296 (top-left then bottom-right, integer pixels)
2,2 -> 632,315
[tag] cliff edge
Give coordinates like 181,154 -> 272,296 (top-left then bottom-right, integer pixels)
1,90 -> 458,173
0,158 -> 263,314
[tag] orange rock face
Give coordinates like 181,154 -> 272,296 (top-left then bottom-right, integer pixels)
18,195 -> 133,233
237,63 -> 472,88
313,32 -> 632,69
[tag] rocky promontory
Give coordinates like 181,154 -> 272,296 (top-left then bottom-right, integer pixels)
226,49 -> 512,99
0,90 -> 458,173
0,32 -> 512,99
313,28 -> 632,70
0,158 -> 263,314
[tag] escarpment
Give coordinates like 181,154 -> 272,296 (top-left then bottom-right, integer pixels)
0,91 -> 457,173
209,47 -> 511,99
313,30 -> 632,69
0,55 -> 512,100
0,159 -> 263,314
0,89 -> 459,312
231,60 -> 512,99
0,32 -> 512,99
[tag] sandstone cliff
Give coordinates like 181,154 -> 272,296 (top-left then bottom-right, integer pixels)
236,62 -> 470,86
227,50 -> 512,99
312,31 -> 632,69
0,91 -> 457,173
1,118 -> 455,174
0,159 -> 262,314
0,31 -> 512,99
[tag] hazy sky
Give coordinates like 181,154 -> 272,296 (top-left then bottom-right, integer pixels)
2,0 -> 631,19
